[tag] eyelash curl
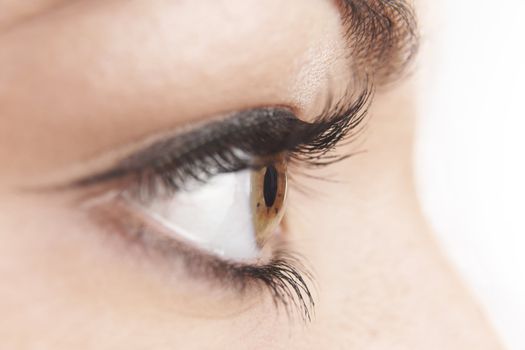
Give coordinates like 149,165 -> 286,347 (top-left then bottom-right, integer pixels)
78,87 -> 372,322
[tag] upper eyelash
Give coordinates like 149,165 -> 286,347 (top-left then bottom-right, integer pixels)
289,87 -> 371,166
72,87 -> 372,195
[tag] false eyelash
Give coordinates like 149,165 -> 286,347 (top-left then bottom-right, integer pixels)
287,86 -> 371,167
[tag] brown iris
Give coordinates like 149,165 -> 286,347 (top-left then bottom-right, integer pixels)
251,158 -> 287,248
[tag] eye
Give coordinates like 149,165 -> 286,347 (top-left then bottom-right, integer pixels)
136,158 -> 287,262
71,100 -> 370,320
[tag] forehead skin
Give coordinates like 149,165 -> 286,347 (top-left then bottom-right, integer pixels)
0,1 -> 503,350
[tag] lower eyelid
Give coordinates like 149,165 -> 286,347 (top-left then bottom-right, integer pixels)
84,195 -> 315,321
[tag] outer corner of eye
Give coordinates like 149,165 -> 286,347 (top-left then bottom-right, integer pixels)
138,158 -> 288,263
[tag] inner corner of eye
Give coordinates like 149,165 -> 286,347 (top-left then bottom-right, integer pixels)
140,159 -> 288,263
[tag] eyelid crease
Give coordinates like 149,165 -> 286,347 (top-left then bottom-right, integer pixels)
70,87 -> 372,193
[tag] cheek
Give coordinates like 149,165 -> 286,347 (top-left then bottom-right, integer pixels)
0,0 -> 67,29
0,194 -> 296,348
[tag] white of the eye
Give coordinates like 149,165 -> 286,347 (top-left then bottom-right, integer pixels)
145,170 -> 259,261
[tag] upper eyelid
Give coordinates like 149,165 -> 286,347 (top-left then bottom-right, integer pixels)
67,88 -> 371,191
69,108 -> 300,188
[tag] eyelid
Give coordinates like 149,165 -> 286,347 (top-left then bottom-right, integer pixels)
87,188 -> 315,321
75,108 -> 300,185
69,88 -> 371,192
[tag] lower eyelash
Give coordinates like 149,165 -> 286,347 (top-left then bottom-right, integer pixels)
88,197 -> 315,322
233,251 -> 315,322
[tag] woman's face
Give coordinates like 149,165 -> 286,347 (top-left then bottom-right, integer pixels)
0,1 -> 502,349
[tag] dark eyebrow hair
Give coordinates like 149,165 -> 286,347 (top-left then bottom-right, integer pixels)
337,0 -> 419,85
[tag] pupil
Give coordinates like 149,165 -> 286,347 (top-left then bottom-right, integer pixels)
263,165 -> 278,208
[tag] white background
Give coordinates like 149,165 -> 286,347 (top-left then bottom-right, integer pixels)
416,1 -> 525,349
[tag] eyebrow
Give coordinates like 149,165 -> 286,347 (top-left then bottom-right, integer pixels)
336,0 -> 418,84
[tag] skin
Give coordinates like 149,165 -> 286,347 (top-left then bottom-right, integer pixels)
0,0 -> 503,349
